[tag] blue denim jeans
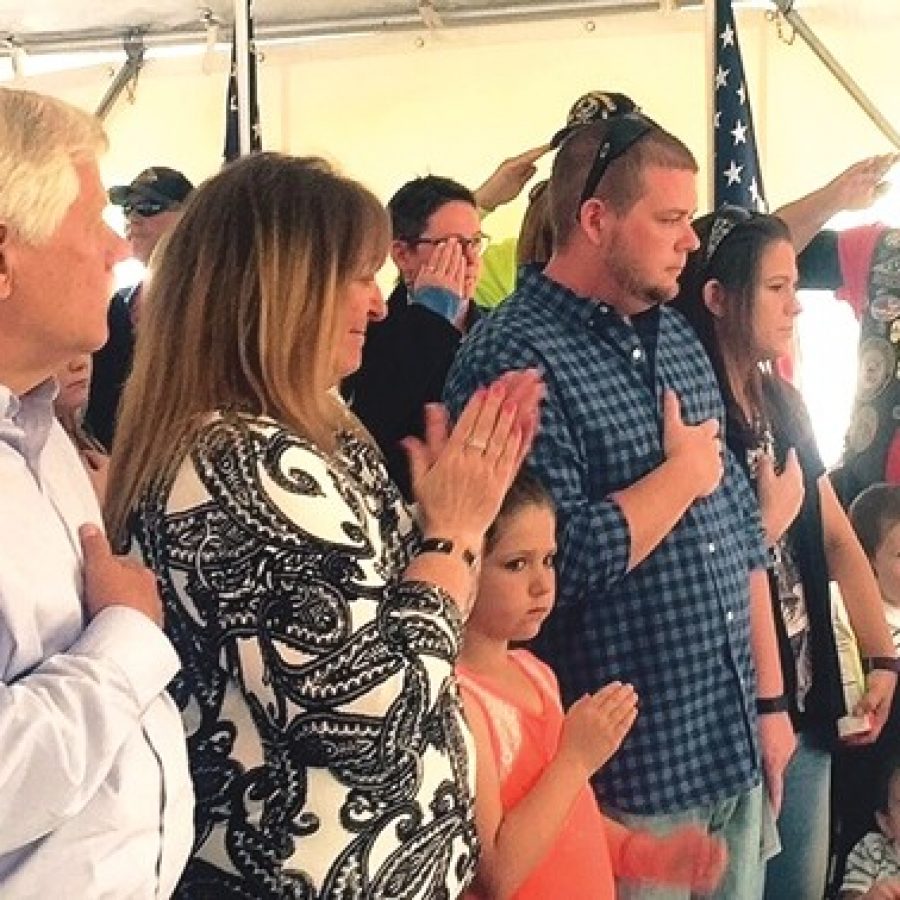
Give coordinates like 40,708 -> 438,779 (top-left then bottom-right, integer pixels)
606,783 -> 765,900
763,731 -> 832,900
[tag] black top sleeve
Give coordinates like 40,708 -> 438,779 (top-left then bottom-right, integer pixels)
797,230 -> 842,292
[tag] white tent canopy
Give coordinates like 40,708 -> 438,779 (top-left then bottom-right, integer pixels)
1,0 -> 895,224
2,0 -> 896,461
3,0 -> 682,53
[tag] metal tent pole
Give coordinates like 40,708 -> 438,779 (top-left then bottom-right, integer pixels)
772,0 -> 900,149
94,35 -> 144,120
233,0 -> 252,157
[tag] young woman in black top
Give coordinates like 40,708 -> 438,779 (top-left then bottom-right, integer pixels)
673,207 -> 896,900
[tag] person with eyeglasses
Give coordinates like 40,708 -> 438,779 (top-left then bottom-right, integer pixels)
84,166 -> 194,449
445,113 -> 797,898
344,174 -> 488,499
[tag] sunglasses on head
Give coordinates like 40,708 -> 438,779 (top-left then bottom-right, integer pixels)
122,200 -> 170,218
577,112 -> 657,214
704,205 -> 755,262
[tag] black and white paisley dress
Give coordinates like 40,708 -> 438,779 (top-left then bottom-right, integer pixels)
133,414 -> 478,899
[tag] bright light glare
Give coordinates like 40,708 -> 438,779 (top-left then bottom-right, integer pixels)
115,258 -> 146,290
795,289 -> 860,469
104,204 -> 145,289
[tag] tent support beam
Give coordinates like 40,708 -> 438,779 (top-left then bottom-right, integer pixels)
2,2 -> 660,57
94,35 -> 144,121
771,0 -> 900,149
233,0 -> 252,156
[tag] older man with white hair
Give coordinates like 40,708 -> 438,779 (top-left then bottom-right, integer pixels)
0,87 -> 192,897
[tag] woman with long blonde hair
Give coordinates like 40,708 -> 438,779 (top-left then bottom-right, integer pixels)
108,153 -> 541,898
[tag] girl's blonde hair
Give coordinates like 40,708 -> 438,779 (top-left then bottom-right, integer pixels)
516,179 -> 553,266
106,153 -> 389,543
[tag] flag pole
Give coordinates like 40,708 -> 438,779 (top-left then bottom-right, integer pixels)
706,0 -> 716,210
771,0 -> 900,150
233,0 -> 252,157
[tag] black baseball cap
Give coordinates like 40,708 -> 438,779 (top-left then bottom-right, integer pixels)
550,91 -> 640,148
108,166 -> 194,208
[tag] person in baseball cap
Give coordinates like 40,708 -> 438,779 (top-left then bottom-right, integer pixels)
85,166 -> 195,450
109,166 -> 194,265
109,165 -> 193,210
550,90 -> 640,148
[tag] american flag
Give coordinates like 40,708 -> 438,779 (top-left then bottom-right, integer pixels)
224,4 -> 262,163
713,0 -> 767,211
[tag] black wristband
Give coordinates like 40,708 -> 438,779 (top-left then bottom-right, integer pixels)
418,537 -> 478,570
863,656 -> 900,675
756,694 -> 790,715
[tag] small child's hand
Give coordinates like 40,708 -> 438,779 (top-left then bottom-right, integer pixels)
558,682 -> 637,775
622,825 -> 727,893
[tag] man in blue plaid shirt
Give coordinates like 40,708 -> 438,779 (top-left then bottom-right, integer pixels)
444,115 -> 796,898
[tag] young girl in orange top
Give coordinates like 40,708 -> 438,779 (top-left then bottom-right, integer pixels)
458,470 -> 728,899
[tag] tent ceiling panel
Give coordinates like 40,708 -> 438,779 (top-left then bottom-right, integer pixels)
2,0 -> 661,48
1,0 -> 892,56
0,0 -> 666,52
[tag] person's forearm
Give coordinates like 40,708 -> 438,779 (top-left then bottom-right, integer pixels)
0,608 -> 178,852
821,480 -> 895,657
777,154 -> 898,253
478,751 -> 589,899
775,186 -> 842,253
830,540 -> 895,657
749,568 -> 785,698
613,458 -> 698,572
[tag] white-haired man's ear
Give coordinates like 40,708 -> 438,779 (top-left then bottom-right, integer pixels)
0,224 -> 14,300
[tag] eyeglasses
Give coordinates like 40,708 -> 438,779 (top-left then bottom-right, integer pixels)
577,112 -> 657,212
409,233 -> 491,256
122,200 -> 171,218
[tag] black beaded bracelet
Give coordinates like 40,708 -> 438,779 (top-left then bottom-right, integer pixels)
418,537 -> 478,570
863,656 -> 900,675
756,694 -> 790,715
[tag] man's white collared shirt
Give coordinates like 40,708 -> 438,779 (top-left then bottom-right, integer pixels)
0,382 -> 193,898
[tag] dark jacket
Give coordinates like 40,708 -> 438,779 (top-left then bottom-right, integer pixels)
343,283 -> 478,499
84,285 -> 137,450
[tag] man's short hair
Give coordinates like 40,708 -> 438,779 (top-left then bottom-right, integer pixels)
849,482 -> 900,560
388,175 -> 475,242
550,117 -> 697,248
0,88 -> 106,244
